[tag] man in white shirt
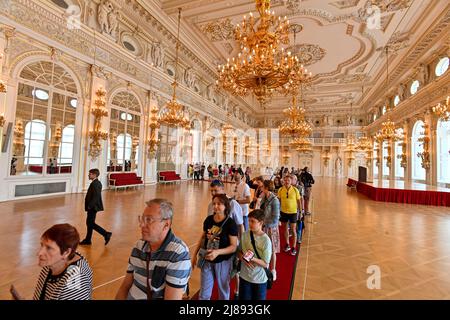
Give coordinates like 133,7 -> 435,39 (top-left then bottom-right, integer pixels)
207,180 -> 244,236
233,172 -> 251,231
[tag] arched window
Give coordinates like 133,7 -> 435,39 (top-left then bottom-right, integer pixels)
435,56 -> 449,77
394,95 -> 400,107
11,60 -> 78,176
412,121 -> 426,180
437,120 -> 450,184
382,105 -> 387,115
382,141 -> 389,177
108,91 -> 141,172
394,128 -> 404,179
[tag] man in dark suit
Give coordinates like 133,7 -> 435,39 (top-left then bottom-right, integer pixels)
80,168 -> 112,245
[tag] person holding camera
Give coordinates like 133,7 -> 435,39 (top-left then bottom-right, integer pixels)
193,194 -> 238,300
237,209 -> 272,300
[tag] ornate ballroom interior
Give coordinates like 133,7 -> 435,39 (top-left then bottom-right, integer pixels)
0,0 -> 449,301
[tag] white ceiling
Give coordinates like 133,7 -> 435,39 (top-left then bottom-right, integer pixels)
154,0 -> 443,116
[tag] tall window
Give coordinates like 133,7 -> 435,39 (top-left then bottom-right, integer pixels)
412,120 -> 426,180
58,125 -> 75,173
156,124 -> 177,171
382,105 -> 387,115
394,128 -> 404,179
437,120 -> 450,184
11,61 -> 78,176
24,120 -> 47,166
117,133 -> 132,165
108,91 -> 141,172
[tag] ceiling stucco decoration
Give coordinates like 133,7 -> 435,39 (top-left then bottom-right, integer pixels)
200,18 -> 235,42
330,0 -> 361,10
376,31 -> 410,53
355,63 -> 367,72
336,73 -> 369,84
370,0 -> 413,13
222,42 -> 233,54
287,44 -> 326,66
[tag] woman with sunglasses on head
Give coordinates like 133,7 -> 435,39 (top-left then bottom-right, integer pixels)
193,194 -> 238,300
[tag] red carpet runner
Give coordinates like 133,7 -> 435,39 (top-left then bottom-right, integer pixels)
191,224 -> 301,300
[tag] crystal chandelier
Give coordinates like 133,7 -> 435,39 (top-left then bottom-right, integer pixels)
216,0 -> 305,105
160,8 -> 189,128
432,96 -> 449,121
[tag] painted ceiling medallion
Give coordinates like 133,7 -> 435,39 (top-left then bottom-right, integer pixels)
287,44 -> 326,66
200,18 -> 235,42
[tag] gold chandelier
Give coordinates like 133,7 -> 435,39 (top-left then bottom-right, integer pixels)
357,136 -> 373,165
278,95 -> 312,138
432,96 -> 449,121
376,118 -> 403,141
216,0 -> 305,105
290,136 -> 312,153
160,8 -> 189,128
345,135 -> 358,166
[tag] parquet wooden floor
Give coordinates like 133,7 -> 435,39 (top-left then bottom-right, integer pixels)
1,177 -> 449,300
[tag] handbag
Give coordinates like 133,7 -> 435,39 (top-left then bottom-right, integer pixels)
249,231 -> 273,289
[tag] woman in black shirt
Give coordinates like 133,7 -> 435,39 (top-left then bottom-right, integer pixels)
193,194 -> 238,300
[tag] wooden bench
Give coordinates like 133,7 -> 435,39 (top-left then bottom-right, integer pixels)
109,172 -> 143,190
158,171 -> 181,183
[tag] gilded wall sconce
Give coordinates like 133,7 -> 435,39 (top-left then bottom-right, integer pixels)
88,87 -> 109,160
